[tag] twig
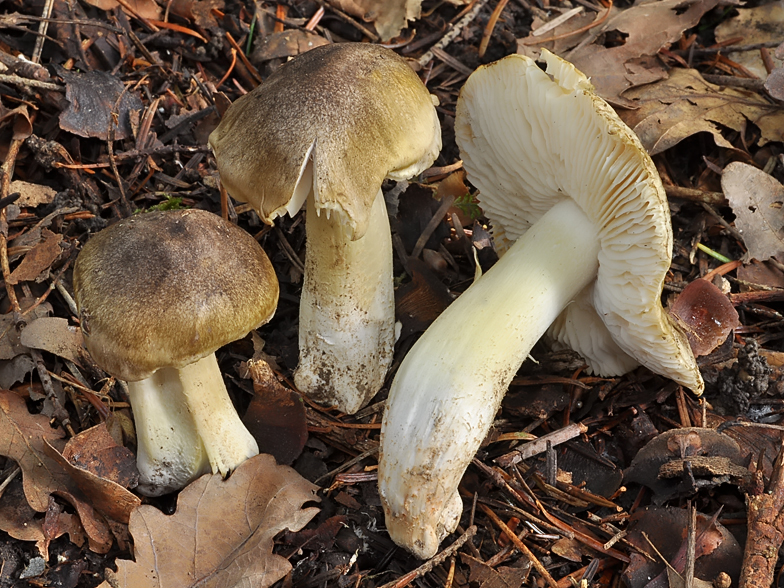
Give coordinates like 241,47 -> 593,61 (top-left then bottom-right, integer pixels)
418,0 -> 490,68
478,0 -> 511,58
31,0 -> 55,64
740,436 -> 784,588
107,91 -> 132,217
663,184 -> 726,206
315,0 -> 379,42
479,504 -> 559,588
496,422 -> 587,467
521,0 -> 612,45
0,73 -> 63,91
411,195 -> 455,259
377,526 -> 477,588
0,137 -> 24,313
703,74 -> 767,92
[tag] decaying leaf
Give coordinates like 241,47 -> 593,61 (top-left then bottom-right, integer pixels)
250,30 -> 330,64
7,229 -> 64,285
460,553 -> 529,588
58,69 -> 143,141
623,506 -> 741,588
241,359 -> 308,466
8,180 -> 57,208
107,454 -> 320,588
521,0 -> 722,107
0,390 -> 114,553
669,279 -> 739,356
80,0 -> 161,20
20,317 -> 84,364
326,0 -> 438,42
169,0 -> 225,30
0,476 -> 46,556
715,4 -> 784,79
722,162 -> 784,262
620,68 -> 784,154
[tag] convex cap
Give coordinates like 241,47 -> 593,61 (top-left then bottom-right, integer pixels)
208,42 -> 442,240
73,209 -> 279,381
455,49 -> 703,393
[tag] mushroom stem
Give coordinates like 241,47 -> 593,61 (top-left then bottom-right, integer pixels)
294,188 -> 395,414
128,372 -> 210,497
379,198 -> 600,559
176,353 -> 259,477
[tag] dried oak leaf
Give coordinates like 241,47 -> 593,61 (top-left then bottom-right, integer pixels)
537,0 -> 723,107
58,69 -> 143,141
722,162 -> 784,262
242,360 -> 307,466
326,0 -> 427,42
0,476 -> 46,555
8,180 -> 57,208
169,0 -> 225,30
715,4 -> 784,80
80,0 -> 161,20
7,229 -> 63,285
0,390 -> 113,553
620,68 -> 784,154
20,317 -> 84,364
459,553 -> 528,588
106,453 -> 320,588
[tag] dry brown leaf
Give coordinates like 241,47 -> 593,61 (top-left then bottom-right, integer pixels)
523,0 -> 723,107
8,180 -> 57,208
715,4 -> 784,79
459,553 -> 528,588
327,0 -> 423,41
0,390 -> 114,553
20,317 -> 84,364
81,0 -> 161,20
619,68 -> 784,154
0,476 -> 46,556
169,0 -> 225,30
722,162 -> 784,262
107,453 -> 320,588
7,229 -> 63,285
0,389 -> 68,512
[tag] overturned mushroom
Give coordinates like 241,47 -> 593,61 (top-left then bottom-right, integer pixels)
378,50 -> 703,559
209,43 -> 441,414
73,209 -> 279,496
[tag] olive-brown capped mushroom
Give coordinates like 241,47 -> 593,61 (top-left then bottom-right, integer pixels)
73,209 -> 279,496
209,43 -> 441,414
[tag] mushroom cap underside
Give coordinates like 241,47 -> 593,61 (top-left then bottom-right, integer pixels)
209,42 -> 442,240
73,209 -> 279,382
454,50 -> 703,394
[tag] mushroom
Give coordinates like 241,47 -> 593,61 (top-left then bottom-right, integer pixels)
73,209 -> 279,496
378,50 -> 704,559
209,43 -> 441,414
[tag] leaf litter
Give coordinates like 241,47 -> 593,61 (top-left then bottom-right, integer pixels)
2,0 -> 784,585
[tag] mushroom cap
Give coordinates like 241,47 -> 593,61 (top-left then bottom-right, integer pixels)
73,209 -> 279,382
208,42 -> 442,240
455,49 -> 703,393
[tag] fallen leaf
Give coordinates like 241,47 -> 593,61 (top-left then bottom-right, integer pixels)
669,279 -> 739,356
623,506 -> 741,588
20,317 -> 84,364
8,180 -> 57,208
765,68 -> 784,101
0,389 -> 68,512
81,0 -> 161,20
524,0 -> 722,107
242,359 -> 308,466
715,4 -> 784,79
620,68 -> 784,154
721,162 -> 784,261
42,495 -> 86,555
737,259 -> 784,290
169,0 -> 224,30
251,30 -> 330,64
0,390 -> 114,553
43,439 -> 141,525
7,229 -> 63,285
58,69 -> 143,141
0,475 -> 46,556
108,454 -> 320,588
459,553 -> 528,588
281,514 -> 347,551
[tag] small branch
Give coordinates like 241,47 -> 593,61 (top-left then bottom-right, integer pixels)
418,0 -> 490,68
377,526 -> 476,588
